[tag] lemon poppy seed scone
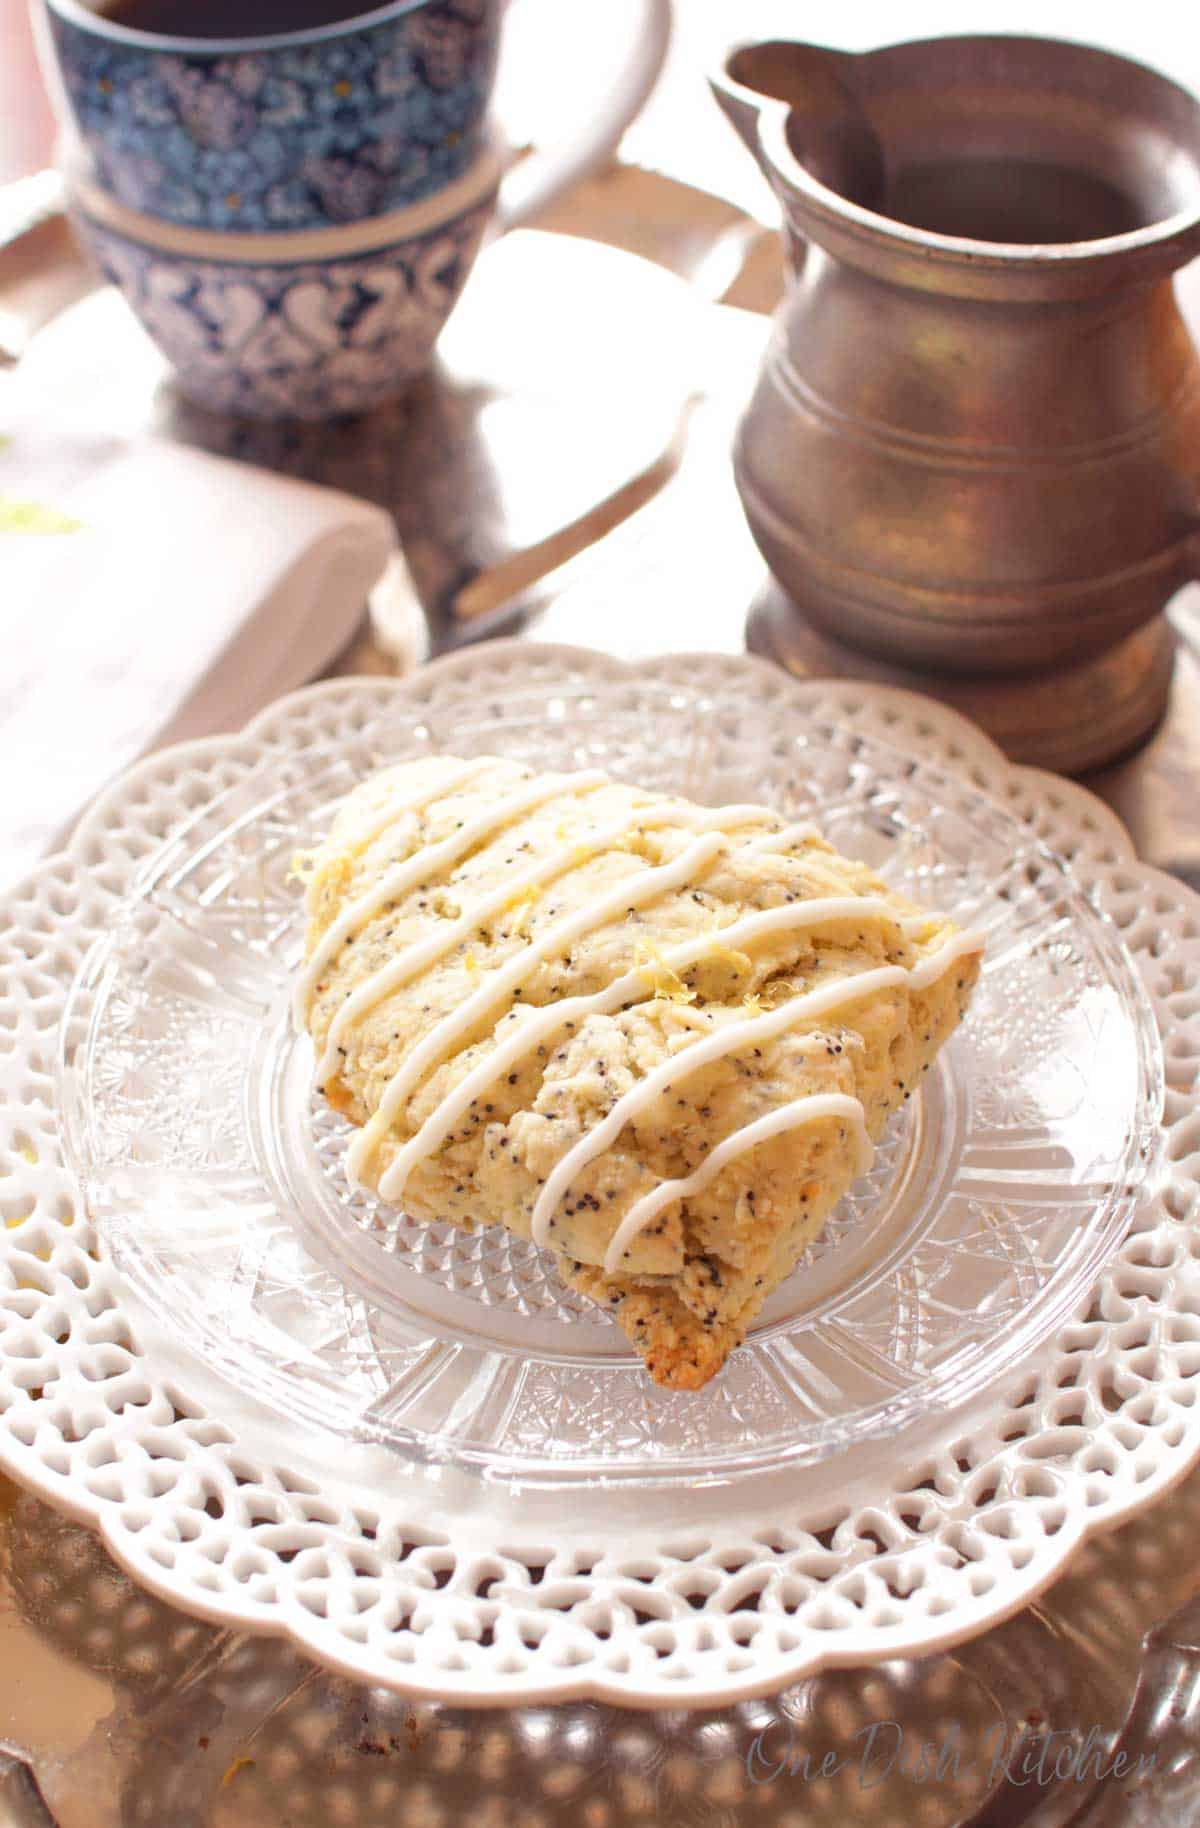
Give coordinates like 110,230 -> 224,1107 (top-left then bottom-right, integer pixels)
295,755 -> 983,1390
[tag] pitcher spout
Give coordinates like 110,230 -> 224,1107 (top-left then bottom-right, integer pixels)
708,40 -> 885,215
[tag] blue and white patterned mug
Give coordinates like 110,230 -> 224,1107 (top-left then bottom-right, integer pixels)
36,0 -> 671,234
67,145 -> 504,417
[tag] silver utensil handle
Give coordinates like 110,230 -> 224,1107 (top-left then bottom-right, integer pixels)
0,170 -> 65,258
0,170 -> 95,367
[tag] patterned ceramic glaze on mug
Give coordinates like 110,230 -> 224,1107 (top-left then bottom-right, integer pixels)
70,192 -> 494,416
40,0 -> 500,232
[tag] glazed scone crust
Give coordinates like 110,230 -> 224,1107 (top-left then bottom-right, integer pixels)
301,756 -> 980,1389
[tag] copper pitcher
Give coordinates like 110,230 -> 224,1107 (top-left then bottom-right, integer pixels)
712,34 -> 1200,770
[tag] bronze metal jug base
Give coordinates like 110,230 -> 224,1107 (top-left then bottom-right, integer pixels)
747,590 -> 1176,777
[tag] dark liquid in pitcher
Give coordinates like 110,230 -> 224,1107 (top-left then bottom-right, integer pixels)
99,0 -> 370,36
884,157 -> 1146,243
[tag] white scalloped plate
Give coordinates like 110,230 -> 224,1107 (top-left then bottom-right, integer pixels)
2,644 -> 1198,1709
59,660 -> 1160,1486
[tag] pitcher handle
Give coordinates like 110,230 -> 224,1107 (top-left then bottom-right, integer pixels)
496,0 -> 673,231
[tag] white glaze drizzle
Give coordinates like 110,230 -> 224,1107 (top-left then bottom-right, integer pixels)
601,1093 -> 873,1273
293,757 -> 492,1027
741,821 -> 822,855
573,924 -> 985,1263
293,767 -> 609,1028
528,964 -> 910,1249
314,799 -> 779,1086
338,757 -> 492,859
745,825 -> 865,899
353,830 -> 733,1187
376,895 -> 930,1203
315,803 -> 659,1085
907,928 -> 985,990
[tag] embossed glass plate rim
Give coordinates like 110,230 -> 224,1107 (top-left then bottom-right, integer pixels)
60,681 -> 1166,1490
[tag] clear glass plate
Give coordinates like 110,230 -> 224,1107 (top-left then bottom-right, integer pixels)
64,677 -> 1162,1488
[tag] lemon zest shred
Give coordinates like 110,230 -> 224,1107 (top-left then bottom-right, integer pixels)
633,941 -> 697,1006
500,883 -> 539,937
0,495 -> 82,534
287,848 -> 320,886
